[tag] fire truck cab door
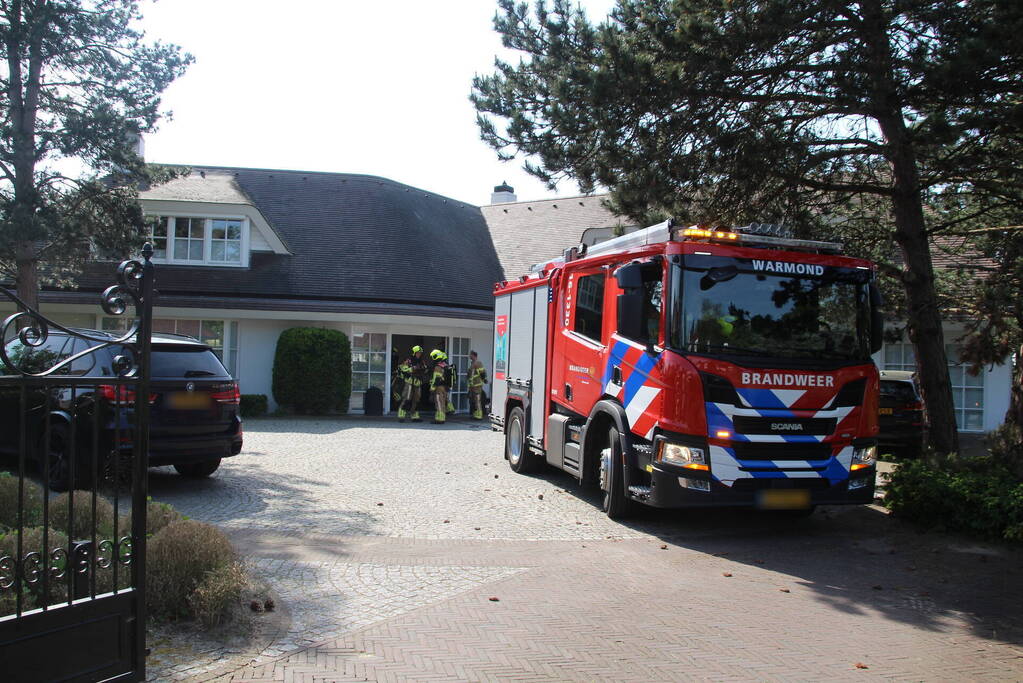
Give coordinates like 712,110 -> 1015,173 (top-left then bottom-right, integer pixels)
554,267 -> 609,414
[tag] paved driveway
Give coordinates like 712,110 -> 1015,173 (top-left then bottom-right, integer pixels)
148,417 -> 1023,682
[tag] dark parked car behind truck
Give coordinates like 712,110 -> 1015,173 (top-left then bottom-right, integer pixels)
0,329 -> 242,490
877,370 -> 925,458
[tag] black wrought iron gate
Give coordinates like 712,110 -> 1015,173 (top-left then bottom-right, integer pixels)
0,248 -> 154,682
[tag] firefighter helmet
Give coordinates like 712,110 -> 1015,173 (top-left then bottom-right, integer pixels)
430,349 -> 445,361
412,345 -> 423,354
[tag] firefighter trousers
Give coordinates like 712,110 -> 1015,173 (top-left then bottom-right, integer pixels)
433,386 -> 449,423
469,385 -> 484,419
399,381 -> 421,421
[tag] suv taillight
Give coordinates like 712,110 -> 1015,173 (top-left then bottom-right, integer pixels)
211,382 -> 240,404
98,385 -> 156,405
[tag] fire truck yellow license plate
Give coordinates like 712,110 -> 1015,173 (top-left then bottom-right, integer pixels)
879,407 -> 893,415
757,489 -> 811,510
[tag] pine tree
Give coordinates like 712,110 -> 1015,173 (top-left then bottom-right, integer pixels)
472,0 -> 1023,455
0,0 -> 192,311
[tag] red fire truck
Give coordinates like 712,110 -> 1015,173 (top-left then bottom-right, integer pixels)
491,220 -> 883,518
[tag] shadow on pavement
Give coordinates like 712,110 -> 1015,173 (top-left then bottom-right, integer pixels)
519,461 -> 1023,647
241,415 -> 491,435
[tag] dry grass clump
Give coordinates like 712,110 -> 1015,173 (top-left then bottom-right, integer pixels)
146,519 -> 238,621
188,561 -> 248,628
146,499 -> 185,536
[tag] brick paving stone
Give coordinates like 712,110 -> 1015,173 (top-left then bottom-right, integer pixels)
145,418 -> 1023,682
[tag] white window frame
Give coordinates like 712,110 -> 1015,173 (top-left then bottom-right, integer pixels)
100,316 -> 240,377
144,213 -> 250,267
351,329 -> 388,412
448,336 -> 472,413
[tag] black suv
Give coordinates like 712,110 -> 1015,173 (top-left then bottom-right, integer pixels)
878,370 -> 925,458
0,328 -> 243,489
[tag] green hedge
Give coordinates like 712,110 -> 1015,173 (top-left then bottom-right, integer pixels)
272,327 -> 351,414
239,394 -> 268,418
883,453 -> 1023,543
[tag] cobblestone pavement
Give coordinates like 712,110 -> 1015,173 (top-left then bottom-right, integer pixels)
146,417 -> 1023,682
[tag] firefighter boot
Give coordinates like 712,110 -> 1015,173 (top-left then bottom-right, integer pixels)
473,406 -> 483,420
397,406 -> 406,423
411,411 -> 421,422
447,401 -> 455,414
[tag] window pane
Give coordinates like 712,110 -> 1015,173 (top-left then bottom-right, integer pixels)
174,241 -> 189,259
965,388 -> 984,409
352,333 -> 368,350
964,410 -> 984,431
226,222 -> 241,239
189,241 -> 203,260
953,391 -> 963,409
212,224 -> 225,240
574,272 -> 605,341
201,320 -> 224,348
189,218 -> 204,238
225,243 -> 240,262
211,242 -> 225,261
948,366 -> 965,386
370,352 -> 385,372
153,319 -> 177,334
351,374 -> 368,393
370,333 -> 386,352
368,374 -> 386,391
965,370 -> 983,387
176,319 -> 200,339
352,352 -> 368,372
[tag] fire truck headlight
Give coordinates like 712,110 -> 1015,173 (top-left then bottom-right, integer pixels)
850,445 -> 877,471
658,443 -> 708,471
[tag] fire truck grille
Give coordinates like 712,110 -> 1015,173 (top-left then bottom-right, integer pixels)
732,416 -> 837,436
731,442 -> 833,461
731,478 -> 831,492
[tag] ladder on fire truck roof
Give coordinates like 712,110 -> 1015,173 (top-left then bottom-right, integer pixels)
529,220 -> 844,272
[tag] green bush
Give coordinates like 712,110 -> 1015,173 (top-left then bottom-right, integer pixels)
239,394 -> 269,418
883,454 -> 1023,542
0,526 -> 70,611
986,422 -> 1023,480
272,327 -> 351,414
0,472 -> 44,529
46,491 -> 116,540
146,519 -> 237,620
188,561 -> 247,628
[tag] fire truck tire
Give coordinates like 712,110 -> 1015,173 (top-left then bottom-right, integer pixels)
505,406 -> 537,473
601,425 -> 634,519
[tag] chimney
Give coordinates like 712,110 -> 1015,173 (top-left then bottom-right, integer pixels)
490,181 -> 517,204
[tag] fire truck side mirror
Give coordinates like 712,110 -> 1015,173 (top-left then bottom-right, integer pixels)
614,262 -> 643,290
869,284 -> 884,354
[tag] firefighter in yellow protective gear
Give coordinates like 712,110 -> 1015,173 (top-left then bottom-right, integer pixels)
397,345 -> 427,422
467,350 -> 488,420
429,349 -> 454,424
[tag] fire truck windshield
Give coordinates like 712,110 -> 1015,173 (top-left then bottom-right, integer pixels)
669,261 -> 873,362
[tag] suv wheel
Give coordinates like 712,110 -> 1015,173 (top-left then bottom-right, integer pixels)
41,423 -> 71,492
174,458 -> 221,478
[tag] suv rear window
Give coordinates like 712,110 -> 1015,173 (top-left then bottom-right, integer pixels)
880,380 -> 919,404
151,345 -> 231,379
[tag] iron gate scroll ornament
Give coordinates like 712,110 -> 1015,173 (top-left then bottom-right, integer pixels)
0,244 -> 154,683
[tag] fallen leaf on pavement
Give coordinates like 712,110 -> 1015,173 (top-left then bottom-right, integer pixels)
779,588 -> 790,593
854,662 -> 869,669
489,597 -> 500,602
722,572 -> 733,577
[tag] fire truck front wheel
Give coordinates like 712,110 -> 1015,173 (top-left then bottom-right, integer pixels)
601,425 -> 635,519
506,406 -> 539,473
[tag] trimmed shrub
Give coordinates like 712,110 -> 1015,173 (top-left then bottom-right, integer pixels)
146,519 -> 237,620
46,491 -> 116,541
188,561 -> 247,628
146,499 -> 185,536
0,472 -> 45,530
272,327 -> 351,414
884,453 -> 1023,542
239,394 -> 269,418
0,526 -> 71,610
986,422 -> 1023,480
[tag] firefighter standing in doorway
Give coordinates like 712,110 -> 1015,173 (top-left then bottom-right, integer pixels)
429,349 -> 455,424
467,350 -> 488,420
397,345 -> 427,422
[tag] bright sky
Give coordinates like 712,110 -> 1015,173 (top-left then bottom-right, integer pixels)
137,0 -> 618,207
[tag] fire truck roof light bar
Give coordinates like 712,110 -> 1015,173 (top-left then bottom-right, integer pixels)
526,219 -> 844,273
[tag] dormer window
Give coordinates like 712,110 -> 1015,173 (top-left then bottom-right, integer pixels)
146,214 -> 246,266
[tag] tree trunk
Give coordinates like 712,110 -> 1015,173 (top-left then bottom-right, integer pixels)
15,241 -> 39,312
1009,343 -> 1023,427
888,162 -> 960,456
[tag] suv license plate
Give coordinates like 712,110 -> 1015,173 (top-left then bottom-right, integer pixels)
757,489 -> 811,510
168,392 -> 212,410
879,407 -> 893,415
